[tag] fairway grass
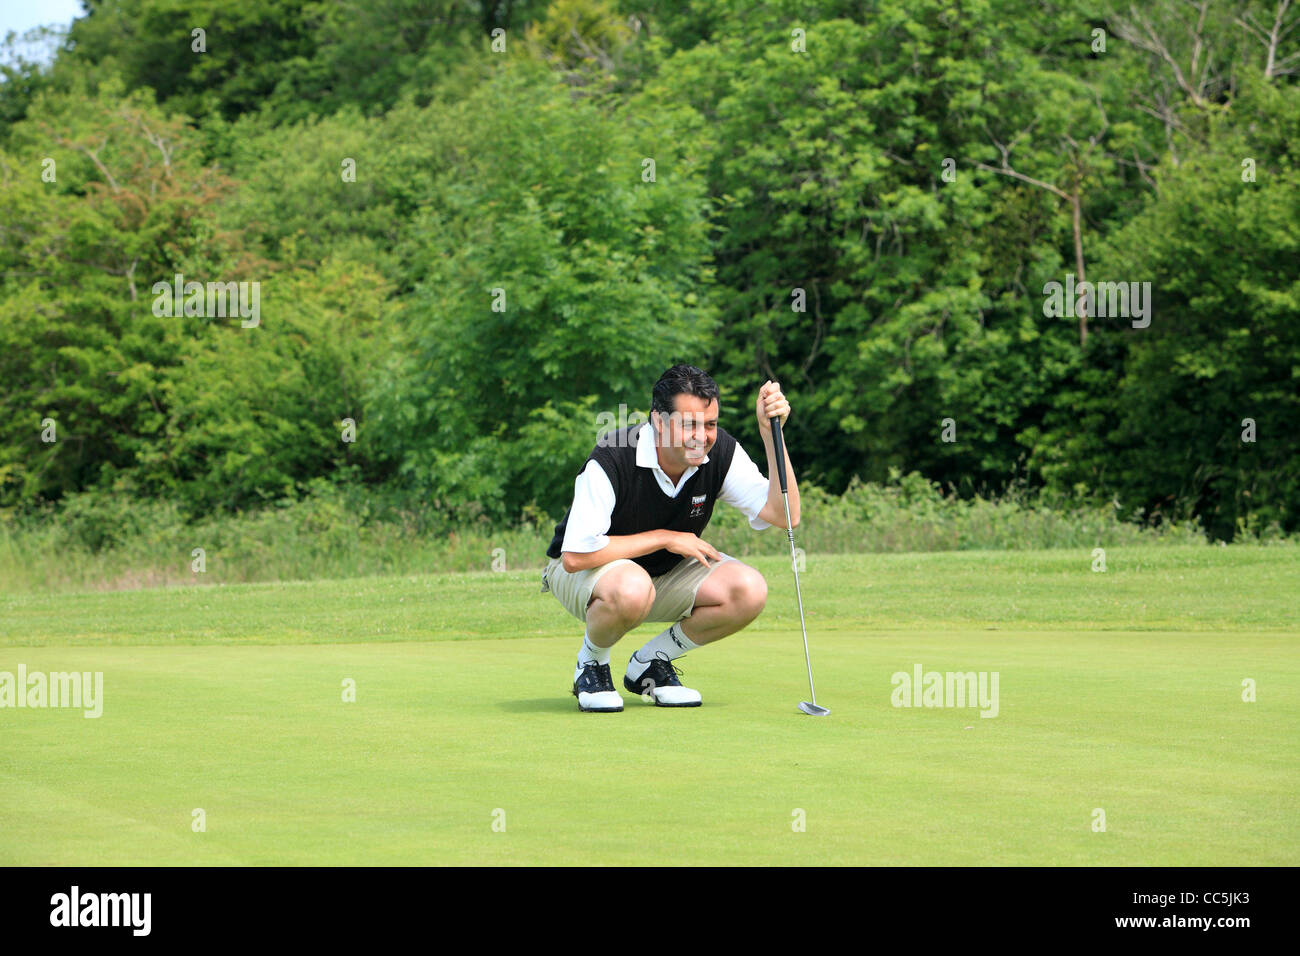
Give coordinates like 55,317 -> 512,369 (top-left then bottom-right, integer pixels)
2,545 -> 1297,865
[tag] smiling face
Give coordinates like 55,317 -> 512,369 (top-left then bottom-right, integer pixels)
653,393 -> 719,476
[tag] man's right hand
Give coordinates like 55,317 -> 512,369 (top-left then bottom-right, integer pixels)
662,531 -> 722,567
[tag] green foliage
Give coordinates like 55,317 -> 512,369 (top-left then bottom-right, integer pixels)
66,0 -> 319,120
214,100 -> 453,282
0,80 -> 243,506
634,5 -> 1095,496
0,81 -> 389,513
1067,79 -> 1300,539
366,63 -> 718,521
3,0 -> 1298,552
142,260 -> 394,512
523,0 -> 637,86
62,0 -> 553,124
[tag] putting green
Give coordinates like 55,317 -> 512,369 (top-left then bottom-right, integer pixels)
1,547 -> 1297,865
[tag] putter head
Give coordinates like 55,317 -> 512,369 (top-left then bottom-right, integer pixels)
798,701 -> 830,716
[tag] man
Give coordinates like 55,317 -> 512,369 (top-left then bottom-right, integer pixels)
540,364 -> 800,712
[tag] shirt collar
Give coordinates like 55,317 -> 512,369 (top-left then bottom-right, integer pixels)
636,420 -> 709,471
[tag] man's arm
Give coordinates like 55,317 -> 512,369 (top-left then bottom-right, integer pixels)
558,461 -> 617,573
566,530 -> 720,571
562,531 -> 672,573
748,379 -> 800,528
719,441 -> 777,530
557,462 -> 667,572
719,436 -> 799,531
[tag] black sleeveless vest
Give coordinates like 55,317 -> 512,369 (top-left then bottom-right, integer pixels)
546,423 -> 738,576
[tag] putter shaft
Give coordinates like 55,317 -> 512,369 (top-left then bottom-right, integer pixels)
770,412 -> 826,715
781,489 -> 817,706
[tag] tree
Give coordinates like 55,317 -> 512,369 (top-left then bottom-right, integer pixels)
365,63 -> 718,521
0,80 -> 244,506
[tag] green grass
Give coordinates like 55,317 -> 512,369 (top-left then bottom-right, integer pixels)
2,545 -> 1297,865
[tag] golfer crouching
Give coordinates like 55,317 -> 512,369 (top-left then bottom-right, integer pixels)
540,364 -> 799,712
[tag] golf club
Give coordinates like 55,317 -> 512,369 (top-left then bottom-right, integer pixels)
770,413 -> 829,716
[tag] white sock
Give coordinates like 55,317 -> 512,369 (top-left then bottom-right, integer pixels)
577,630 -> 610,669
628,622 -> 700,677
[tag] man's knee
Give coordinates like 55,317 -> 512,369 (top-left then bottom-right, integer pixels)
730,564 -> 768,618
592,564 -> 656,622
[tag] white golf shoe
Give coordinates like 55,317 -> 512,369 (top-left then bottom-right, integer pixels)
573,662 -> 623,713
624,653 -> 702,707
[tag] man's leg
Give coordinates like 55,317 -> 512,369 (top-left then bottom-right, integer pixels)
585,563 -> 656,648
625,558 -> 768,706
569,562 -> 654,712
678,561 -> 768,645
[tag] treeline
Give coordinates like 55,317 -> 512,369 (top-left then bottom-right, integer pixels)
1,0 -> 1297,541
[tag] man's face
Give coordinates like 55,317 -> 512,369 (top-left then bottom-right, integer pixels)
654,394 -> 719,469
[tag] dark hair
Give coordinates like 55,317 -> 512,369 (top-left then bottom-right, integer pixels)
651,364 -> 719,418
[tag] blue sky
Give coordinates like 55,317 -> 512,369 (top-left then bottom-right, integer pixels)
1,0 -> 85,64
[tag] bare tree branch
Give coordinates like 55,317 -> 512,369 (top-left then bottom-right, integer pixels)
1237,0 -> 1300,78
973,160 -> 1071,201
1113,3 -> 1212,108
56,135 -> 120,192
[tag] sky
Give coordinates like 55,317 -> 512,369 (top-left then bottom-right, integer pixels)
1,0 -> 85,64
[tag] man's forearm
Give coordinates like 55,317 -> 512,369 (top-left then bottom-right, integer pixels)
562,530 -> 670,573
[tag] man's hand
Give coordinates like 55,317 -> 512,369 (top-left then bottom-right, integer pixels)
756,380 -> 791,438
662,530 -> 722,568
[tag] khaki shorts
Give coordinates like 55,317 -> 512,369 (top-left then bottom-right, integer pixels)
540,552 -> 738,625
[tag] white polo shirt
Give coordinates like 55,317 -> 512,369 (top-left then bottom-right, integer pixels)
560,421 -> 774,554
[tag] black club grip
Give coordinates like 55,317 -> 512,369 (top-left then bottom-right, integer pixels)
770,415 -> 788,495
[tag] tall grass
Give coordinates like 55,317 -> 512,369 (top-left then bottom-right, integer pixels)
0,481 -> 548,593
1,472 -> 1288,594
706,471 -> 1214,557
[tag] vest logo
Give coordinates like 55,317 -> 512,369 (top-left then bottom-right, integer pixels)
689,494 -> 706,518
